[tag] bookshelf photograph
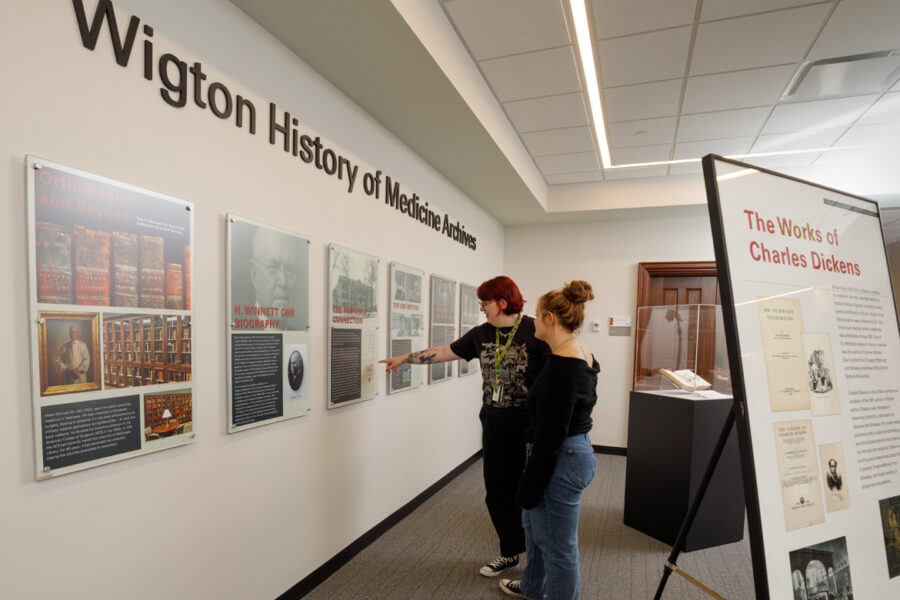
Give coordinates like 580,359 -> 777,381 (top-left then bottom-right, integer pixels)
144,390 -> 192,441
103,314 -> 191,389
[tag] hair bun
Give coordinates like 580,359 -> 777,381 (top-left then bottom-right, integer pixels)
563,280 -> 594,304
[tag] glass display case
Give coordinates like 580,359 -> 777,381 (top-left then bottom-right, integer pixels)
633,304 -> 732,394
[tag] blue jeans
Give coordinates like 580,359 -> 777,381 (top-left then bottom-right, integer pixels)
520,434 -> 596,600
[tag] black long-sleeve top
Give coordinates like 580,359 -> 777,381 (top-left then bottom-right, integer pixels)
516,354 -> 600,508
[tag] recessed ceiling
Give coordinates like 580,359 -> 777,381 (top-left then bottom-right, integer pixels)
442,0 -> 900,183
231,0 -> 900,225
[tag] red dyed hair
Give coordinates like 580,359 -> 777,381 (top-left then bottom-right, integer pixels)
477,276 -> 524,315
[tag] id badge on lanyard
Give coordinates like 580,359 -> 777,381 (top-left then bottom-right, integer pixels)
492,314 -> 521,405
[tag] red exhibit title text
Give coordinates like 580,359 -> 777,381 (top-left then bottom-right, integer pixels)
743,210 -> 861,276
332,305 -> 366,324
232,304 -> 295,329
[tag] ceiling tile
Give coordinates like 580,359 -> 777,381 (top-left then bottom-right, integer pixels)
668,163 -> 703,175
597,26 -> 692,87
690,5 -> 831,75
444,0 -> 570,60
608,117 -> 678,148
808,0 -> 900,61
504,93 -> 589,132
611,144 -> 672,165
535,152 -> 600,174
677,107 -> 771,141
811,146 -> 871,166
701,0 -> 822,21
545,171 -> 605,184
761,95 -> 879,134
856,92 -> 900,126
522,127 -> 595,156
673,137 -> 755,159
751,128 -> 846,153
604,165 -> 670,179
744,153 -> 820,169
480,46 -> 580,102
838,121 -> 900,148
592,0 -> 696,38
604,79 -> 682,122
682,65 -> 795,113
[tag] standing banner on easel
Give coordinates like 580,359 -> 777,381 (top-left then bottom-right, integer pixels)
704,154 -> 900,599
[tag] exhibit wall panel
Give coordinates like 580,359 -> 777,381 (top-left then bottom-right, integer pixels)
504,212 -> 715,448
0,1 -> 502,599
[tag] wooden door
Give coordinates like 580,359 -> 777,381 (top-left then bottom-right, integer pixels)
633,262 -> 720,389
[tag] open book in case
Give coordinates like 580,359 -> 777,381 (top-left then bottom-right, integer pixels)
634,304 -> 731,394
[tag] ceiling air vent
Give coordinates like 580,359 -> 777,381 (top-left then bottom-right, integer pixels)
782,50 -> 900,102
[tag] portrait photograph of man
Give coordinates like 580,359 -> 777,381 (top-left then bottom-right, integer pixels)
38,311 -> 101,396
283,342 -> 309,415
820,442 -> 851,513
287,349 -> 304,392
229,217 -> 309,332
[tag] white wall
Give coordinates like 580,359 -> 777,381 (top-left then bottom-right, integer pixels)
0,1 -> 502,598
505,210 -> 715,448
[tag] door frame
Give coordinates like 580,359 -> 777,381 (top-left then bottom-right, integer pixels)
633,261 -> 718,388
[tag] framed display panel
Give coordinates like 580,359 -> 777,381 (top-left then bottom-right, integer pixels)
387,262 -> 425,394
429,274 -> 456,384
26,156 -> 194,479
703,154 -> 900,599
226,215 -> 310,433
327,244 -> 379,408
458,283 -> 481,377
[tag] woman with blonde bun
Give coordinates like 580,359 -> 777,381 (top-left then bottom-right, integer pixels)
499,281 -> 599,600
380,275 -> 550,577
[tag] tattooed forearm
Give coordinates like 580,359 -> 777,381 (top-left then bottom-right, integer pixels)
406,350 -> 438,364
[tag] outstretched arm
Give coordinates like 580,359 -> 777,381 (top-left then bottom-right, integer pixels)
379,345 -> 460,372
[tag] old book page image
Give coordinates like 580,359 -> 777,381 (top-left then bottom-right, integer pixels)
803,332 -> 840,416
758,297 -> 810,412
774,419 -> 825,531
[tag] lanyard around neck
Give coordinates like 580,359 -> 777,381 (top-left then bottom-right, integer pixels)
494,314 -> 522,377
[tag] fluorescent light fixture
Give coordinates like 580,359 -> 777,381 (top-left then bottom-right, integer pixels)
604,146 -> 856,170
569,0 -> 611,169
716,168 -> 758,182
734,287 -> 815,307
567,0 -> 858,172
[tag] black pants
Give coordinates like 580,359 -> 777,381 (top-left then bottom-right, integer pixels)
480,406 -> 529,557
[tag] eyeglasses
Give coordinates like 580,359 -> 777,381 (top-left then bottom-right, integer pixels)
252,258 -> 297,282
479,300 -> 495,309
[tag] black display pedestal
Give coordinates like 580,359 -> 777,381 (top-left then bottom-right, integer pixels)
624,390 -> 745,551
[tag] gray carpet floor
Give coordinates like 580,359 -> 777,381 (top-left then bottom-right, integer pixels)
303,454 -> 754,599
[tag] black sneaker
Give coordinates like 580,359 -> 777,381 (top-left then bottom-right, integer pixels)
499,578 -> 525,597
479,554 -> 519,577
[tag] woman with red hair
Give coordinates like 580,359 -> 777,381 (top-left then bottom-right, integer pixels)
381,275 -> 550,577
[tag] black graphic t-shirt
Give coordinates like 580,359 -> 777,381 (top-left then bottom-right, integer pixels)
450,316 -> 550,409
